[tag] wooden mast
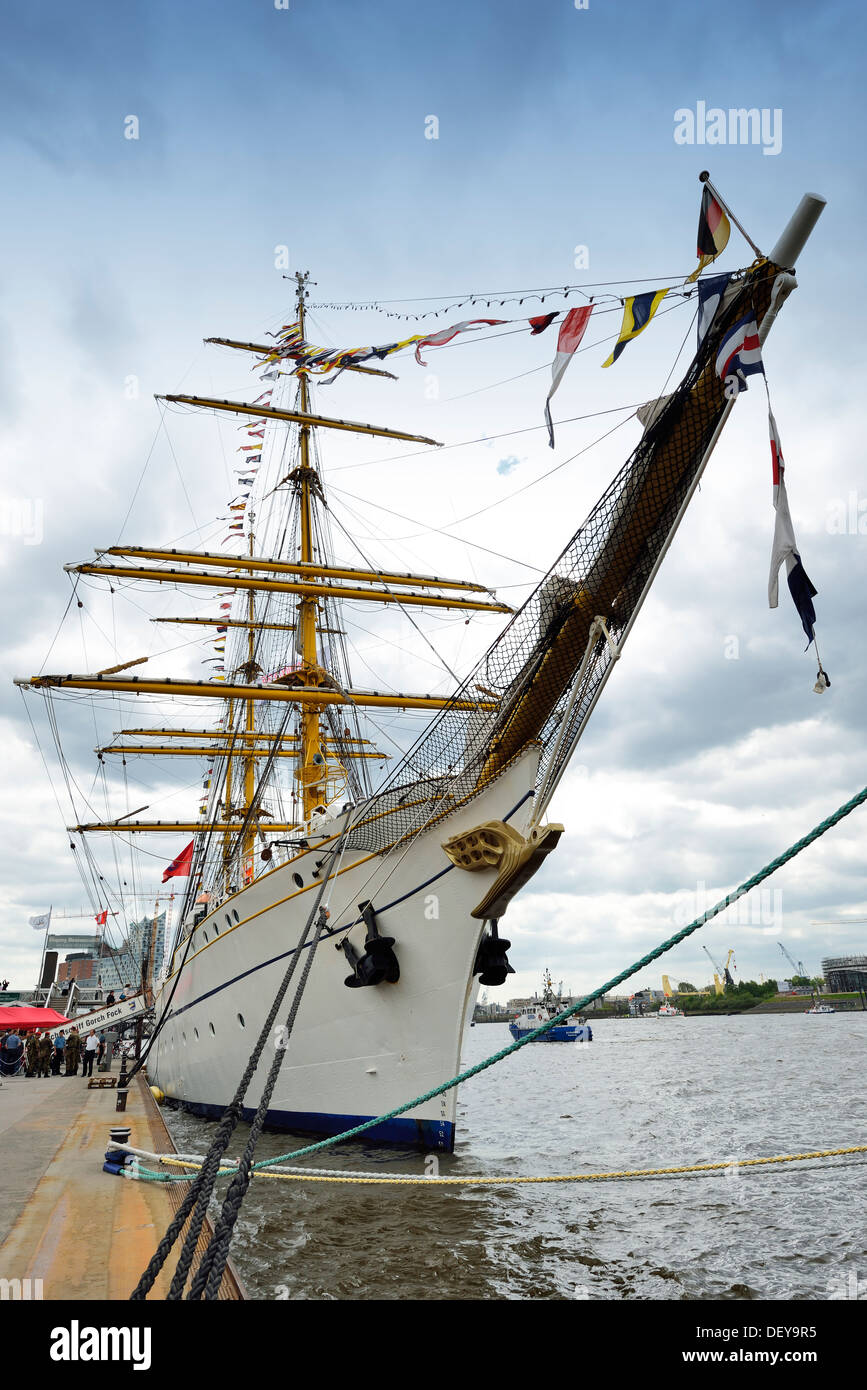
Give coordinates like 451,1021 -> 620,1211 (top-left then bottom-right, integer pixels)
243,525 -> 257,877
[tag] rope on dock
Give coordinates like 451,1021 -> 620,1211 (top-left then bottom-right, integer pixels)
120,1144 -> 867,1186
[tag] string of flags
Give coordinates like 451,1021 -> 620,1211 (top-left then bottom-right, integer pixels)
306,282 -> 661,322
304,189 -> 731,323
256,314 -> 578,376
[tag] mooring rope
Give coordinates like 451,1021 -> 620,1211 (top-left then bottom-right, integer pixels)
121,1144 -> 867,1187
234,782 -> 867,1172
129,783 -> 867,1197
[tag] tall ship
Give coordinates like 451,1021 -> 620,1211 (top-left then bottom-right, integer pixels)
16,183 -> 825,1150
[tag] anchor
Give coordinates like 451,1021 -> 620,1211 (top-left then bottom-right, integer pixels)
340,900 -> 400,988
473,920 -> 515,987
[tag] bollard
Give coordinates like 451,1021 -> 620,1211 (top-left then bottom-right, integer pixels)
104,1123 -> 131,1175
99,1028 -> 118,1073
115,1054 -> 129,1112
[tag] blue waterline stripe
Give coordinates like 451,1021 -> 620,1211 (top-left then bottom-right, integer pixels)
179,1099 -> 455,1152
164,789 -> 534,1024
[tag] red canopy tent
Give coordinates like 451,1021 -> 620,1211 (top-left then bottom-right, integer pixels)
0,1006 -> 69,1030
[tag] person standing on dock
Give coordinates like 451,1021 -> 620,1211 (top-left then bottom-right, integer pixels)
2,1029 -> 22,1076
25,1031 -> 39,1077
36,1031 -> 52,1078
51,1030 -> 65,1076
65,1027 -> 80,1075
81,1030 -> 98,1077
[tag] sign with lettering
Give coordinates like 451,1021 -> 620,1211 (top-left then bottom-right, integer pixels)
43,993 -> 151,1039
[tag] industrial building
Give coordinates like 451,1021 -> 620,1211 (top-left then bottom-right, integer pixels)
821,954 -> 867,992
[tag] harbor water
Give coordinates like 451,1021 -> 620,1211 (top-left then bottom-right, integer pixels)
162,1013 -> 867,1300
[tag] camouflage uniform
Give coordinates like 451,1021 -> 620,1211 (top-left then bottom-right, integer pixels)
36,1033 -> 52,1077
65,1031 -> 80,1075
25,1033 -> 39,1077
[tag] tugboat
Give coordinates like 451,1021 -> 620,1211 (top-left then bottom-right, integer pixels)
805,1003 -> 836,1014
509,971 -> 593,1043
655,1002 -> 685,1017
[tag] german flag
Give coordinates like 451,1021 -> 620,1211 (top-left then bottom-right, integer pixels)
687,186 -> 731,283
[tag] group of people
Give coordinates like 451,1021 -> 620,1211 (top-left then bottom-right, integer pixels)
0,1027 -> 106,1078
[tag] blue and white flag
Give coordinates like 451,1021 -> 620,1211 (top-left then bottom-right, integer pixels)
696,271 -> 734,349
715,312 -> 763,392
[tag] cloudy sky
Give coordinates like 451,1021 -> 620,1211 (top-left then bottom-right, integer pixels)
2,0 -> 866,1001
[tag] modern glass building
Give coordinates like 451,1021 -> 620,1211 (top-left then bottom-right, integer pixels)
54,912 -> 167,992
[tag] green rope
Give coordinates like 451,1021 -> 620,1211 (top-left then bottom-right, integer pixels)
124,781 -> 865,1192
244,782 -> 867,1170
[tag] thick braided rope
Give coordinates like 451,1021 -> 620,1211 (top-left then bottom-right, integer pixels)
191,908 -> 331,1301
126,1144 -> 867,1186
251,783 -> 867,1171
131,861 -> 335,1300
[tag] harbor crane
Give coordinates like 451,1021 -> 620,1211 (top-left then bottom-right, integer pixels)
778,942 -> 807,978
701,944 -> 734,992
699,947 -> 723,995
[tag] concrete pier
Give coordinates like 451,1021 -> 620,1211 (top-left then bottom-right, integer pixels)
0,1063 -> 244,1300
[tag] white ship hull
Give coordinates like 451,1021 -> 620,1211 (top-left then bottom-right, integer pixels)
150,749 -> 541,1150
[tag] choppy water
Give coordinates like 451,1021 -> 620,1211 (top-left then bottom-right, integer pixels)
162,1013 -> 867,1300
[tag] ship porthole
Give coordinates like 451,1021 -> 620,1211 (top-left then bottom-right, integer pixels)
202,931 -> 208,942
213,920 -> 219,935
225,914 -> 232,928
209,1021 -> 215,1036
182,1032 -> 187,1044
237,1013 -> 245,1028
293,872 -> 304,888
194,1027 -> 199,1040
232,909 -> 239,923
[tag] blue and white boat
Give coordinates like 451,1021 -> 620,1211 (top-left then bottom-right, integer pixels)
509,971 -> 593,1043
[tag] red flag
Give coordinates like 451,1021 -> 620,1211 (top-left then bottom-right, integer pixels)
529,312 -> 559,335
163,841 -> 194,883
544,306 -> 594,448
95,909 -> 108,926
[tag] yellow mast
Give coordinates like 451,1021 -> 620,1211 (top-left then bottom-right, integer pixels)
15,270 -> 504,863
243,523 -> 258,877
294,271 -> 327,822
223,699 -> 233,882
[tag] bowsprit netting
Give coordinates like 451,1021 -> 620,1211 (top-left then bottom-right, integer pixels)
345,260 -> 780,855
